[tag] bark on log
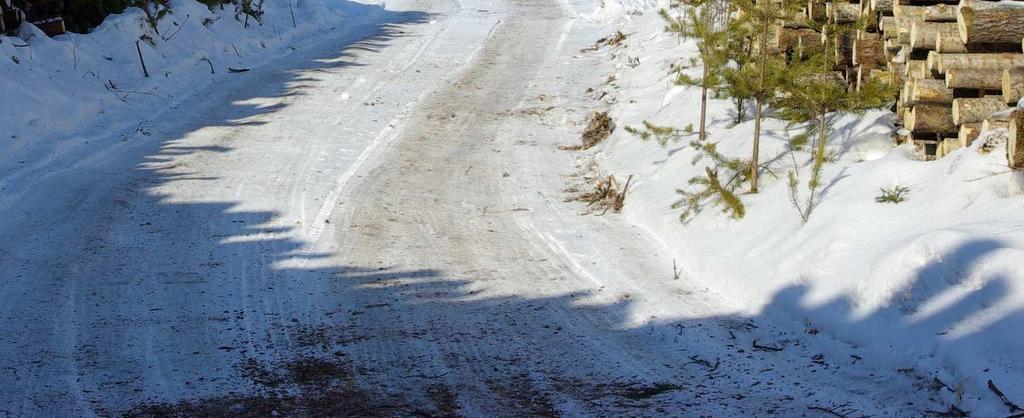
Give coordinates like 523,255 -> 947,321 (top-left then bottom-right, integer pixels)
952,97 -> 1010,124
935,53 -> 1024,75
958,122 -> 981,147
889,62 -> 906,84
798,34 -> 825,59
894,5 -> 927,21
1003,69 -> 1024,105
907,104 -> 956,132
881,16 -> 898,38
945,68 -> 1003,90
834,30 -> 856,68
873,0 -> 895,15
910,22 -> 958,50
923,4 -> 957,22
911,78 -> 954,104
808,0 -> 828,21
829,3 -> 861,23
935,33 -> 1019,53
906,59 -> 931,79
775,27 -> 819,51
981,118 -> 1008,134
1009,110 -> 1024,169
957,0 -> 1024,45
853,36 -> 887,67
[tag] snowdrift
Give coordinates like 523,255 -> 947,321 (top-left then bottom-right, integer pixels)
588,0 -> 1024,414
0,0 -> 387,171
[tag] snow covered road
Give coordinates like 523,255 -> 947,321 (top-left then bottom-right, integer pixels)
1,0 -> 950,416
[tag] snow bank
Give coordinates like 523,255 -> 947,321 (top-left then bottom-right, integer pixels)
589,0 -> 1024,413
0,0 -> 386,168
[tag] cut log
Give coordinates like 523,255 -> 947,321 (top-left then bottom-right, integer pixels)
911,78 -> 954,104
958,122 -> 982,147
910,22 -> 958,50
1003,69 -> 1024,105
952,97 -> 1010,124
981,118 -> 1009,134
907,104 -> 956,132
1009,110 -> 1024,169
881,16 -> 898,38
853,36 -> 887,67
873,0 -> 895,15
829,2 -> 861,23
894,5 -> 927,21
906,59 -> 931,79
775,27 -> 819,52
797,34 -> 825,59
936,53 -> 1024,75
957,0 -> 1024,45
889,62 -> 906,84
834,30 -> 856,69
808,0 -> 828,21
923,4 -> 957,22
945,68 -> 1004,90
937,137 -> 961,158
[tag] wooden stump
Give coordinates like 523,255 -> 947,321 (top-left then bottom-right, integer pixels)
952,97 -> 1010,124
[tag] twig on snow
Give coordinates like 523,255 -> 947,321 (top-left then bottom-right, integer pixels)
752,339 -> 784,352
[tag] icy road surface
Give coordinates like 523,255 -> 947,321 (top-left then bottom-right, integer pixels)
1,0 -> 944,415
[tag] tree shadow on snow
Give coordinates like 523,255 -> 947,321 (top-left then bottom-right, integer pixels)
0,7 -> 1022,418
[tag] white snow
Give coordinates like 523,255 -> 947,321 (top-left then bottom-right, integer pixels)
588,0 -> 1024,414
2,0 -> 1023,414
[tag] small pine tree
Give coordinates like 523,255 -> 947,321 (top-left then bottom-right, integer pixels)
777,52 -> 896,222
732,0 -> 802,193
660,0 -> 731,143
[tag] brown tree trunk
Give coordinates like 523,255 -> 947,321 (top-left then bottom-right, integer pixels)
952,97 -> 1010,125
957,0 -> 1024,45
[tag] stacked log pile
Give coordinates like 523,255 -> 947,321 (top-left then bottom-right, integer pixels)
772,0 -> 1024,166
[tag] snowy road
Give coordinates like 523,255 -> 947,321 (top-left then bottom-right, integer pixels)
1,0 -> 945,416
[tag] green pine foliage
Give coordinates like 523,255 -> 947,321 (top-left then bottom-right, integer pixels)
625,121 -> 690,146
672,141 -> 749,222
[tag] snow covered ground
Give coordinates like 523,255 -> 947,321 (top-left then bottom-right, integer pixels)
1,0 -> 1021,415
587,0 -> 1024,415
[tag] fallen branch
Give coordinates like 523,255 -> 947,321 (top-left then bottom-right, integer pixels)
807,405 -> 847,418
989,379 -> 1022,413
228,67 -> 250,73
752,340 -> 784,352
404,371 -> 449,379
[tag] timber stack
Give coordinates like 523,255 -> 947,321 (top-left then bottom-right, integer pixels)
770,0 -> 1024,166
